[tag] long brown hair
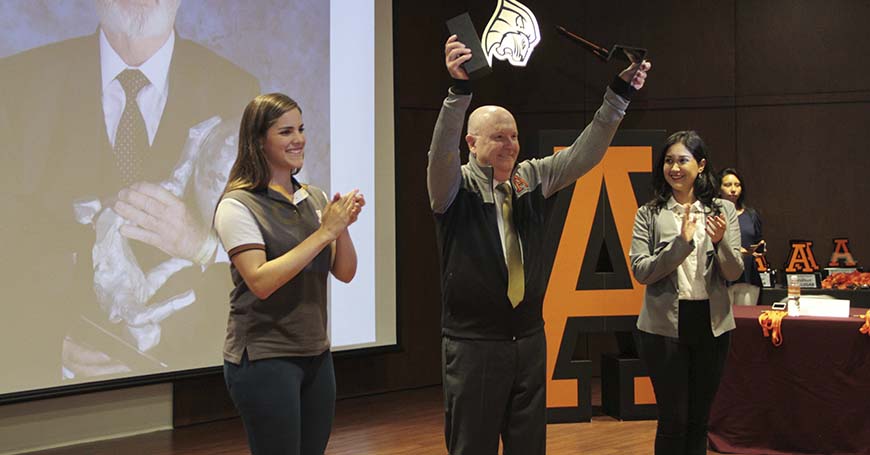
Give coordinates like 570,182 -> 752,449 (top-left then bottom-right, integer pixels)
222,93 -> 301,194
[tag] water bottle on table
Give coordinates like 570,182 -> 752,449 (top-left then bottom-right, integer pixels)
787,275 -> 801,317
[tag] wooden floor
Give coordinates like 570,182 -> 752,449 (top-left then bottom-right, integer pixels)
27,386 -> 726,454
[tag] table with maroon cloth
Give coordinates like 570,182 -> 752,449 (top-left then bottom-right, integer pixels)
759,287 -> 870,309
709,306 -> 870,455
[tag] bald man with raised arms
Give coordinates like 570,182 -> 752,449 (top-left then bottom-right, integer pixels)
427,34 -> 651,455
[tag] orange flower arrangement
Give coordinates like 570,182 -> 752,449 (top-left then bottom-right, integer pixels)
821,271 -> 870,289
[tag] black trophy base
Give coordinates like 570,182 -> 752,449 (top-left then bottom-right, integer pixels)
446,12 -> 492,80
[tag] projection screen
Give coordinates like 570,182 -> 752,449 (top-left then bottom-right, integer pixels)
0,0 -> 396,398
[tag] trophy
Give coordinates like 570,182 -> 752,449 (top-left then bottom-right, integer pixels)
826,237 -> 859,271
446,13 -> 492,79
446,0 -> 542,78
783,240 -> 822,288
753,243 -> 776,288
555,25 -> 647,65
821,238 -> 865,289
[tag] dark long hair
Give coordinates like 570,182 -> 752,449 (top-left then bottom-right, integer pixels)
718,167 -> 748,210
222,93 -> 301,195
647,130 -> 720,214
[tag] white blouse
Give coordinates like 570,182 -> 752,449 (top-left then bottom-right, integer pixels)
667,197 -> 709,301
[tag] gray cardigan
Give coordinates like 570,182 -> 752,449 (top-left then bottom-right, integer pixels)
630,198 -> 743,338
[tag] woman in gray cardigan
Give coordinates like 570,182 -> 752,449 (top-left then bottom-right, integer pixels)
629,131 -> 743,455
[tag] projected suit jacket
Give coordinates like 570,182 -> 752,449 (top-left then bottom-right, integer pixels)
0,32 -> 259,389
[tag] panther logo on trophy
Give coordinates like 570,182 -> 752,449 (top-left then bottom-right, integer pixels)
482,0 -> 541,67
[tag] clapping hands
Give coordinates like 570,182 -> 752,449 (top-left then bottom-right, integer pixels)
320,190 -> 365,240
679,203 -> 728,245
680,203 -> 697,243
706,214 -> 726,245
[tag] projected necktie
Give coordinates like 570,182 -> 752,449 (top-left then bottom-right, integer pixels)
497,182 -> 524,307
114,69 -> 150,185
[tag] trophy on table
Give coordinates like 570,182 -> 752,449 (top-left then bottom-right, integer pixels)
783,239 -> 822,289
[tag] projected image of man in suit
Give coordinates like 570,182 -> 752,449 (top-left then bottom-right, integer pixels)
0,0 -> 260,385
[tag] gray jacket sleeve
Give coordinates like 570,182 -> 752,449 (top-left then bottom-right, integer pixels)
427,89 -> 471,214
527,87 -> 630,199
629,206 -> 695,285
715,199 -> 744,281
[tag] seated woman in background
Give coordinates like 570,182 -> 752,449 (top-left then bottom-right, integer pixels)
719,168 -> 764,305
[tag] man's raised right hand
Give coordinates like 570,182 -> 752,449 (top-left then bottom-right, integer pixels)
445,35 -> 472,80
